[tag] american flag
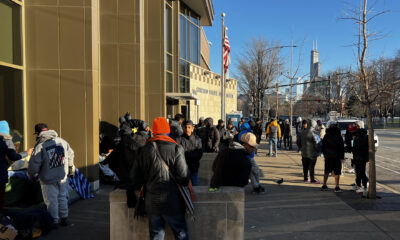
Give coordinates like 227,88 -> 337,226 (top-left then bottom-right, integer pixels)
223,27 -> 230,74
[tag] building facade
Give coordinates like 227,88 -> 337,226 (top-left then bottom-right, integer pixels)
0,0 -> 236,186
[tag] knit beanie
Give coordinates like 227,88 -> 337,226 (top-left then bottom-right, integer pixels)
0,120 -> 10,135
152,117 -> 170,135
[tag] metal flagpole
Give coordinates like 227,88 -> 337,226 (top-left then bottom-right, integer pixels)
221,13 -> 226,122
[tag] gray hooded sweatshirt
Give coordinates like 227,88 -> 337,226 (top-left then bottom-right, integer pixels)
28,130 -> 74,184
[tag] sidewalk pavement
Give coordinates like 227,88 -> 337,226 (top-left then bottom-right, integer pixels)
245,140 -> 400,240
41,139 -> 400,240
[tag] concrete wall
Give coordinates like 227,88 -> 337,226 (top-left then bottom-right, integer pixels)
110,186 -> 244,240
198,152 -> 217,186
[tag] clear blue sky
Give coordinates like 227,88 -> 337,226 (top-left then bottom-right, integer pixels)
204,0 -> 400,84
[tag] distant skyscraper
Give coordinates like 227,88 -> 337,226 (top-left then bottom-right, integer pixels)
309,41 -> 321,93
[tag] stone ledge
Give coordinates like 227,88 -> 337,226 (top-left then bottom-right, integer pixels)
110,186 -> 244,240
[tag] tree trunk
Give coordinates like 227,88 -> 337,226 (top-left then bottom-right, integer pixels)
366,104 -> 376,199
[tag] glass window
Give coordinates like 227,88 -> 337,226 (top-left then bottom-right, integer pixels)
166,53 -> 172,72
189,22 -> 199,64
179,76 -> 190,93
0,1 -> 21,65
179,15 -> 186,59
166,72 -> 173,93
165,4 -> 172,53
0,66 -> 23,148
179,59 -> 189,76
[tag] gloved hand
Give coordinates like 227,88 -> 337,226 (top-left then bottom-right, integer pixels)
68,166 -> 75,178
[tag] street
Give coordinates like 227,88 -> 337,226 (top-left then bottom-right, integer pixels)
375,129 -> 400,193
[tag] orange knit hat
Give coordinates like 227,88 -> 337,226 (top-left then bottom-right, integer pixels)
152,117 -> 170,135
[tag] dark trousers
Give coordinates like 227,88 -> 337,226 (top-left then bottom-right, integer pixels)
149,214 -> 189,240
283,136 -> 291,149
0,184 -> 5,213
302,157 -> 317,181
355,163 -> 369,188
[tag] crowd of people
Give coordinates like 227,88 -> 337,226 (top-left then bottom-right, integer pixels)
1,112 -> 371,240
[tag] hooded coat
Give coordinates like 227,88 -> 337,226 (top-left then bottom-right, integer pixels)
322,126 -> 344,160
203,118 -> 220,152
28,130 -> 74,184
130,117 -> 189,216
266,120 -> 282,139
210,141 -> 251,188
352,128 -> 369,164
297,123 -> 320,160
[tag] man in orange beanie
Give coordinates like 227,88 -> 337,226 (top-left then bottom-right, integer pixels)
131,117 -> 189,240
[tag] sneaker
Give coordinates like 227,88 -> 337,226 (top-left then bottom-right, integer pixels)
59,218 -> 69,227
273,154 -> 277,158
321,185 -> 328,191
310,180 -> 320,184
252,187 -> 261,194
356,186 -> 364,193
334,186 -> 342,193
351,184 -> 358,191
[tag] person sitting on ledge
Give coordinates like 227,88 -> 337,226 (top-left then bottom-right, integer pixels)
209,132 -> 255,190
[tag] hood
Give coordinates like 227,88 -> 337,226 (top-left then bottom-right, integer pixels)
240,122 -> 251,132
0,120 -> 10,136
229,141 -> 245,150
205,118 -> 213,127
36,130 -> 58,145
326,126 -> 341,135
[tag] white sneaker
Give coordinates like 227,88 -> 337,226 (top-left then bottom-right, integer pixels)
352,184 -> 358,191
356,187 -> 364,193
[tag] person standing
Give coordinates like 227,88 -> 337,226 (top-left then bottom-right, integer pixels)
177,120 -> 203,186
282,119 -> 291,150
253,118 -> 263,145
297,120 -> 320,183
352,121 -> 369,194
28,123 -> 74,226
131,117 -> 189,240
321,124 -> 344,192
216,119 -> 226,149
203,118 -> 220,153
316,120 -> 326,139
169,114 -> 184,140
0,120 -> 32,213
238,117 -> 246,130
266,119 -> 281,157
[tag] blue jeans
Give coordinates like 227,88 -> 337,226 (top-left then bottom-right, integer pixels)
190,172 -> 199,186
149,214 -> 189,240
269,138 -> 278,156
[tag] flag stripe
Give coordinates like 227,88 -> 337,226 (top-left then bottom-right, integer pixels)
223,28 -> 230,74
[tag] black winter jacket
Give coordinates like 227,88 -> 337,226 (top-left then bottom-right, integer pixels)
131,140 -> 189,216
108,122 -> 149,185
203,119 -> 220,152
0,134 -> 28,184
322,127 -> 344,160
210,141 -> 251,188
297,128 -> 320,159
352,129 -> 369,164
177,133 -> 203,175
282,123 -> 291,137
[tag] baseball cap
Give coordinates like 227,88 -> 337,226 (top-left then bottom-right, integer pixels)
34,123 -> 48,135
240,132 -> 258,147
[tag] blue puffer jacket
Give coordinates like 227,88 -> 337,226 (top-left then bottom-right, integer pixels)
238,122 -> 255,159
0,121 -> 28,184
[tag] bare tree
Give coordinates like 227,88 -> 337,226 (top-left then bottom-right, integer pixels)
342,0 -> 400,198
237,38 -> 282,119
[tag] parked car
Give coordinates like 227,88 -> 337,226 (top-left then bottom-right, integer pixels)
326,119 -> 379,148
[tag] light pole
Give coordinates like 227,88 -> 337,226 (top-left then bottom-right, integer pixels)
288,44 -> 298,150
